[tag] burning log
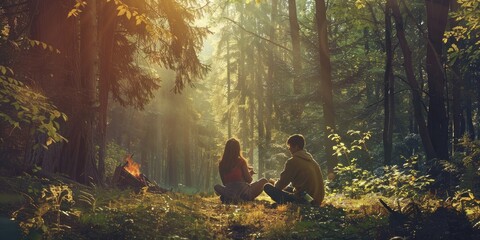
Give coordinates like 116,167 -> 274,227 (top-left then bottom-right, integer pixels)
112,155 -> 168,194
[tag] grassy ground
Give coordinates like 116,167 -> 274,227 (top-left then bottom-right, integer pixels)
1,173 -> 479,239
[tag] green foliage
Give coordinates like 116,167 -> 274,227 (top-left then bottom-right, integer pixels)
445,0 -> 480,48
375,157 -> 434,198
328,131 -> 434,198
328,157 -> 375,197
104,142 -> 128,179
12,183 -> 75,238
2,172 -> 479,239
448,190 -> 480,221
330,155 -> 434,199
0,68 -> 67,148
329,130 -> 372,162
447,136 -> 480,194
68,0 -> 149,26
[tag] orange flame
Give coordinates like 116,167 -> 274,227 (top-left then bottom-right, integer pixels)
124,155 -> 141,178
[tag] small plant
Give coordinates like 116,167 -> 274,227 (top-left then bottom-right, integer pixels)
448,189 -> 480,220
376,156 -> 434,198
329,130 -> 371,162
327,130 -> 433,199
450,136 -> 480,194
327,158 -> 375,198
0,65 -> 67,149
78,189 -> 97,212
12,184 -> 75,237
327,130 -> 375,198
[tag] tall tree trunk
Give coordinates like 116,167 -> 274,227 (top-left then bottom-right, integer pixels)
477,80 -> 480,139
205,154 -> 212,191
465,74 -> 475,139
167,137 -> 176,186
249,94 -> 255,165
451,59 -> 464,152
383,1 -> 395,165
449,0 -> 467,149
255,43 -> 266,177
227,40 -> 232,139
315,0 -> 336,177
248,43 -> 255,166
27,0 -> 73,171
390,0 -> 436,160
265,0 -> 277,179
97,0 -> 117,183
426,0 -> 450,160
288,0 -> 303,119
184,126 -> 192,186
56,0 -> 99,184
75,0 -> 98,183
28,0 -> 99,183
238,3 -> 248,148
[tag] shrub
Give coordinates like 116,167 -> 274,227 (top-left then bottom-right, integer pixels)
327,130 -> 434,199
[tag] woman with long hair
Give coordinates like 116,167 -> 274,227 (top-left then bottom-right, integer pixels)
214,138 -> 268,203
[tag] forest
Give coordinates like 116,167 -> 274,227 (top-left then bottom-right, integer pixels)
0,0 -> 479,239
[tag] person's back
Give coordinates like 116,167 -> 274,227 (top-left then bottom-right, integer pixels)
214,138 -> 268,203
264,134 -> 325,206
220,158 -> 249,185
280,150 -> 324,205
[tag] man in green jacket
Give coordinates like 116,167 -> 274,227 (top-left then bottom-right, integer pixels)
264,134 -> 325,206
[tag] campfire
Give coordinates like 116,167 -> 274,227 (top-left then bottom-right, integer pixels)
124,155 -> 141,178
112,155 -> 167,194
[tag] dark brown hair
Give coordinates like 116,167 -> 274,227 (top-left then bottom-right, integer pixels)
219,138 -> 247,174
286,134 -> 305,149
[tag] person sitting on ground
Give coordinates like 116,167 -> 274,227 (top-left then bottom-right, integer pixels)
264,134 -> 325,206
214,138 -> 268,203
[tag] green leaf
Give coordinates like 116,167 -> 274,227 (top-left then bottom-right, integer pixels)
53,110 -> 61,118
46,137 -> 53,146
67,9 -> 76,18
118,8 -> 126,16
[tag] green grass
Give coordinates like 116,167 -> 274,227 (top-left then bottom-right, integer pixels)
1,174 -> 479,239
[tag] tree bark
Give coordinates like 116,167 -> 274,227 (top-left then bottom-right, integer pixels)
465,74 -> 475,139
238,3 -> 248,148
28,0 -> 99,184
477,80 -> 480,139
265,0 -> 277,178
184,126 -> 192,186
449,0 -> 468,150
256,42 -> 265,177
426,0 -> 450,160
27,0 -> 73,172
390,0 -> 436,160
288,0 -> 304,118
166,134 -> 176,186
227,40 -> 232,139
315,0 -> 336,176
451,59 -> 464,151
383,1 -> 395,165
247,38 -> 255,166
97,0 -> 117,183
73,0 -> 98,184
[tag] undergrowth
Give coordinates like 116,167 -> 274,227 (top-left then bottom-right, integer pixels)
0,172 -> 479,239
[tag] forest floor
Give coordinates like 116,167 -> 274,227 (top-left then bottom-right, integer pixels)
1,172 -> 479,239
